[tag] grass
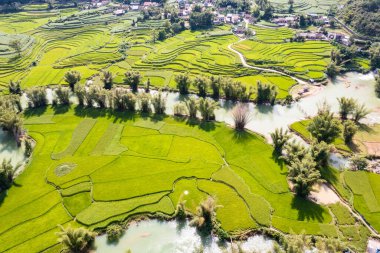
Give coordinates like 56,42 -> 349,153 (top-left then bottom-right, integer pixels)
0,106 -> 368,251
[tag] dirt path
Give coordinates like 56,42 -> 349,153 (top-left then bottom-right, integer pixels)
227,39 -> 307,85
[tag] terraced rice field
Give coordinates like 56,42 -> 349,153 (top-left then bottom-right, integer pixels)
269,0 -> 338,14
0,107 -> 370,252
0,8 -> 299,99
233,26 -> 333,81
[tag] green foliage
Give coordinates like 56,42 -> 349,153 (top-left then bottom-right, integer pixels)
26,87 -> 47,108
189,11 -> 213,30
337,97 -> 356,120
307,107 -> 341,143
343,120 -> 357,143
376,74 -> 380,98
175,74 -> 191,95
210,75 -> 222,99
185,97 -> 198,118
9,39 -> 22,55
222,79 -> 253,101
287,153 -> 323,197
55,86 -> 71,105
326,61 -> 341,78
124,71 -> 141,93
0,96 -> 23,141
256,81 -> 277,105
56,225 -> 96,253
370,43 -> 380,68
350,156 -> 368,170
271,128 -> 290,155
102,71 -> 113,90
173,102 -> 187,116
24,138 -> 33,157
197,97 -> 219,121
193,76 -> 209,97
309,141 -> 330,168
190,197 -> 217,234
0,159 -> 16,192
138,93 -> 151,113
9,80 -> 21,95
106,224 -> 123,242
64,71 -> 81,91
151,91 -> 166,114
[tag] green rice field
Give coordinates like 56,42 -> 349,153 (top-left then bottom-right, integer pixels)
0,106 -> 371,252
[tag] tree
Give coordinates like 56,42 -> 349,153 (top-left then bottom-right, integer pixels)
222,80 -> 253,101
350,156 -> 368,170
353,103 -> 370,123
231,103 -> 251,131
326,61 -> 341,78
102,71 -> 113,90
9,80 -> 21,95
307,107 -> 341,143
64,70 -> 81,91
124,71 -> 141,93
369,42 -> 380,68
337,97 -> 356,120
287,154 -> 323,197
56,225 -> 96,253
375,73 -> 380,98
185,97 -> 198,119
210,76 -> 222,99
106,224 -> 123,242
0,159 -> 20,192
299,15 -> 306,27
145,78 -> 151,93
193,76 -> 209,97
138,93 -> 151,113
190,197 -> 218,234
158,30 -> 166,41
173,102 -> 187,116
198,98 -> 219,121
55,86 -> 70,105
26,87 -> 48,108
9,39 -> 22,56
256,82 -> 277,105
151,91 -> 166,114
310,141 -> 330,168
343,120 -> 357,143
175,74 -> 191,95
270,128 -> 290,155
189,11 -> 213,30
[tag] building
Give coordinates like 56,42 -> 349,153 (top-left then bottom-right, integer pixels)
113,9 -> 125,16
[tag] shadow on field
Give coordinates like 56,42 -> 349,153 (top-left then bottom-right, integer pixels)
23,106 -> 47,117
291,196 -> 325,222
73,106 -> 136,123
52,104 -> 70,114
0,191 -> 5,207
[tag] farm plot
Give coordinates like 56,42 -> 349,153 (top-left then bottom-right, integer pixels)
0,106 -> 365,252
233,26 -> 333,81
269,0 -> 338,14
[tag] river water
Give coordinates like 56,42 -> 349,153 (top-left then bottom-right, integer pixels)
95,220 -> 275,253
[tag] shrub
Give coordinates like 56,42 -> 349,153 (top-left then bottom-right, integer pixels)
111,88 -> 128,110
350,156 -> 368,170
185,97 -> 198,119
64,70 -> 81,91
55,86 -> 71,105
123,93 -> 137,111
124,71 -> 141,92
151,91 -> 166,114
198,97 -> 219,121
375,74 -> 380,98
310,141 -> 330,168
138,93 -> 151,113
231,103 -> 251,131
343,120 -> 358,143
271,128 -> 290,155
0,159 -> 18,192
256,81 -> 277,105
24,138 -> 33,157
173,102 -> 187,116
75,85 -> 87,106
0,96 -> 23,143
9,80 -> 21,95
89,86 -> 110,108
106,224 -> 123,242
175,74 -> 191,95
193,76 -> 209,97
190,197 -> 218,234
353,103 -> 370,123
26,87 -> 47,108
56,225 -> 96,253
222,80 -> 252,101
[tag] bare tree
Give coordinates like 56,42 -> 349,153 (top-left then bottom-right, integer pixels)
231,103 -> 251,131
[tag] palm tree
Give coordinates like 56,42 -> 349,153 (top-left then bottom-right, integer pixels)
353,103 -> 370,123
151,91 -> 166,114
270,128 -> 290,155
175,74 -> 191,95
0,159 -> 20,192
56,225 -> 96,253
198,98 -> 219,121
55,86 -> 71,105
231,103 -> 251,131
193,76 -> 209,97
124,71 -> 141,93
64,70 -> 81,91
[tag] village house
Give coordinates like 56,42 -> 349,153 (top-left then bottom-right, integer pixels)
213,14 -> 226,25
297,32 -> 327,40
129,2 -> 140,11
226,13 -> 240,24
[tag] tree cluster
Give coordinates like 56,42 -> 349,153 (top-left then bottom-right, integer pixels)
173,97 -> 219,121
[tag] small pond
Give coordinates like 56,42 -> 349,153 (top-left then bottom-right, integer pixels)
95,220 -> 275,253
